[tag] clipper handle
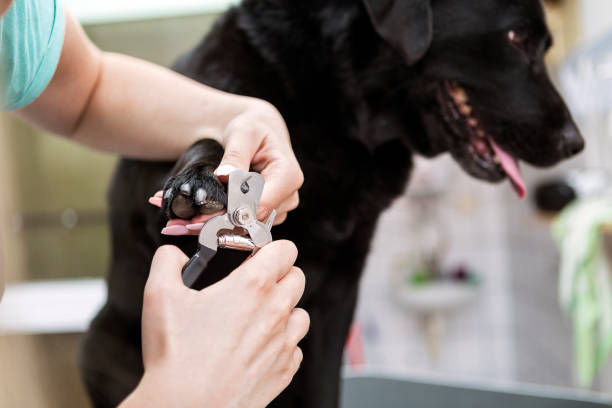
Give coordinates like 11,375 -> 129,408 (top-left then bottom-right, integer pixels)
181,246 -> 217,287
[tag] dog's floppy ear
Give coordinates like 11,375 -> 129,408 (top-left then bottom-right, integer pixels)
363,0 -> 433,65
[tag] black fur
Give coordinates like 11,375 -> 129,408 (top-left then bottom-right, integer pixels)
80,1 -> 583,407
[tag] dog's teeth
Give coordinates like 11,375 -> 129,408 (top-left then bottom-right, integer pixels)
455,88 -> 468,103
163,189 -> 172,199
459,103 -> 472,115
180,183 -> 191,196
468,118 -> 478,127
477,129 -> 486,138
493,156 -> 500,164
194,188 -> 207,205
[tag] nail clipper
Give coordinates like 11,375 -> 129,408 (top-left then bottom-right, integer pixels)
181,169 -> 275,287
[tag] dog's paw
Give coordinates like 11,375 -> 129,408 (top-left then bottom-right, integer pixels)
161,164 -> 227,220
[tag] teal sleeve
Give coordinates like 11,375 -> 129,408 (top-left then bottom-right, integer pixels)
0,0 -> 66,111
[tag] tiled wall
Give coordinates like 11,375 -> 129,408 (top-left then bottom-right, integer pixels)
353,153 -> 610,392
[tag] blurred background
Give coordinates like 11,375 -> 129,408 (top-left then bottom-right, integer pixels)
1,0 -> 612,406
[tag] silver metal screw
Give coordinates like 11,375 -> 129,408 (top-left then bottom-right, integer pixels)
233,207 -> 253,225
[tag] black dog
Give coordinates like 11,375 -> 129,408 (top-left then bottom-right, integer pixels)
80,0 -> 584,407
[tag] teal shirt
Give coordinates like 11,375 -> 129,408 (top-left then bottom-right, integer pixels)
0,0 -> 65,111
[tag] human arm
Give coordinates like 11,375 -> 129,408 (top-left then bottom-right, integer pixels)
16,9 -> 302,222
0,0 -> 10,15
119,242 -> 309,408
16,10 -> 258,160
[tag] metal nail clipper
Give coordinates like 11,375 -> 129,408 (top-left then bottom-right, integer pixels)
181,169 -> 275,287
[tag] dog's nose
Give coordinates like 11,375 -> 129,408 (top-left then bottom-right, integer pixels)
559,123 -> 585,158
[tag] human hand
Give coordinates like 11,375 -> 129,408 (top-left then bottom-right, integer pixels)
215,100 -> 303,225
121,241 -> 309,408
148,100 -> 303,235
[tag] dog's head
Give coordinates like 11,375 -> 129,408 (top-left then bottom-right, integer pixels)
364,0 -> 584,197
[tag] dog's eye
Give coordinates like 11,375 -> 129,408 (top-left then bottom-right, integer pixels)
508,30 -> 528,49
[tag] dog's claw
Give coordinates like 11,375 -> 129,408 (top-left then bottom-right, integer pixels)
194,188 -> 207,205
199,201 -> 224,214
180,183 -> 192,196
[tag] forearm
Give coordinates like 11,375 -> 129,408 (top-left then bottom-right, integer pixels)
16,9 -> 258,160
69,52 -> 253,159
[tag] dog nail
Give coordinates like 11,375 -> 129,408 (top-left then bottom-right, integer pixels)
194,188 -> 207,205
161,225 -> 189,235
180,183 -> 191,196
186,223 -> 205,231
148,197 -> 163,207
215,165 -> 236,177
163,189 -> 172,199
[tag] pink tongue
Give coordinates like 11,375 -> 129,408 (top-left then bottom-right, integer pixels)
489,140 -> 526,198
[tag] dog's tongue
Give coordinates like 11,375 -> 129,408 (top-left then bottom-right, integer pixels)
489,140 -> 526,198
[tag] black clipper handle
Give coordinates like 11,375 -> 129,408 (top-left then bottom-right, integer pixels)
181,246 -> 217,287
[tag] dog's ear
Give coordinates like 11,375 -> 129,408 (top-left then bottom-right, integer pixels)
363,0 -> 433,65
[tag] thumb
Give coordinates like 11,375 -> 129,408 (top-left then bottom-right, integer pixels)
258,159 -> 303,220
146,245 -> 190,293
214,124 -> 264,180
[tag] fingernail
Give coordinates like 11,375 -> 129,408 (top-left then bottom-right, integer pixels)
256,206 -> 269,220
161,225 -> 189,235
148,197 -> 163,207
215,165 -> 237,177
186,223 -> 205,231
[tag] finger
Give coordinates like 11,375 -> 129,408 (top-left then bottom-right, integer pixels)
183,210 -> 226,233
230,240 -> 298,287
291,347 -> 303,373
161,225 -> 199,236
147,245 -> 189,292
273,267 -> 306,310
161,219 -> 190,236
215,123 -> 264,180
166,219 -> 190,227
257,162 -> 303,220
161,225 -> 189,236
276,191 -> 300,215
286,308 -> 310,346
293,347 -> 303,367
188,210 -> 226,224
272,212 -> 287,226
148,196 -> 162,207
283,347 -> 303,385
273,347 -> 303,395
161,211 -> 226,235
148,191 -> 164,207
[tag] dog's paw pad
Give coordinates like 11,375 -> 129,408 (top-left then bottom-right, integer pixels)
161,166 -> 227,220
171,195 -> 196,219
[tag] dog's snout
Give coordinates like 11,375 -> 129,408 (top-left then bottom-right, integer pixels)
559,123 -> 585,158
